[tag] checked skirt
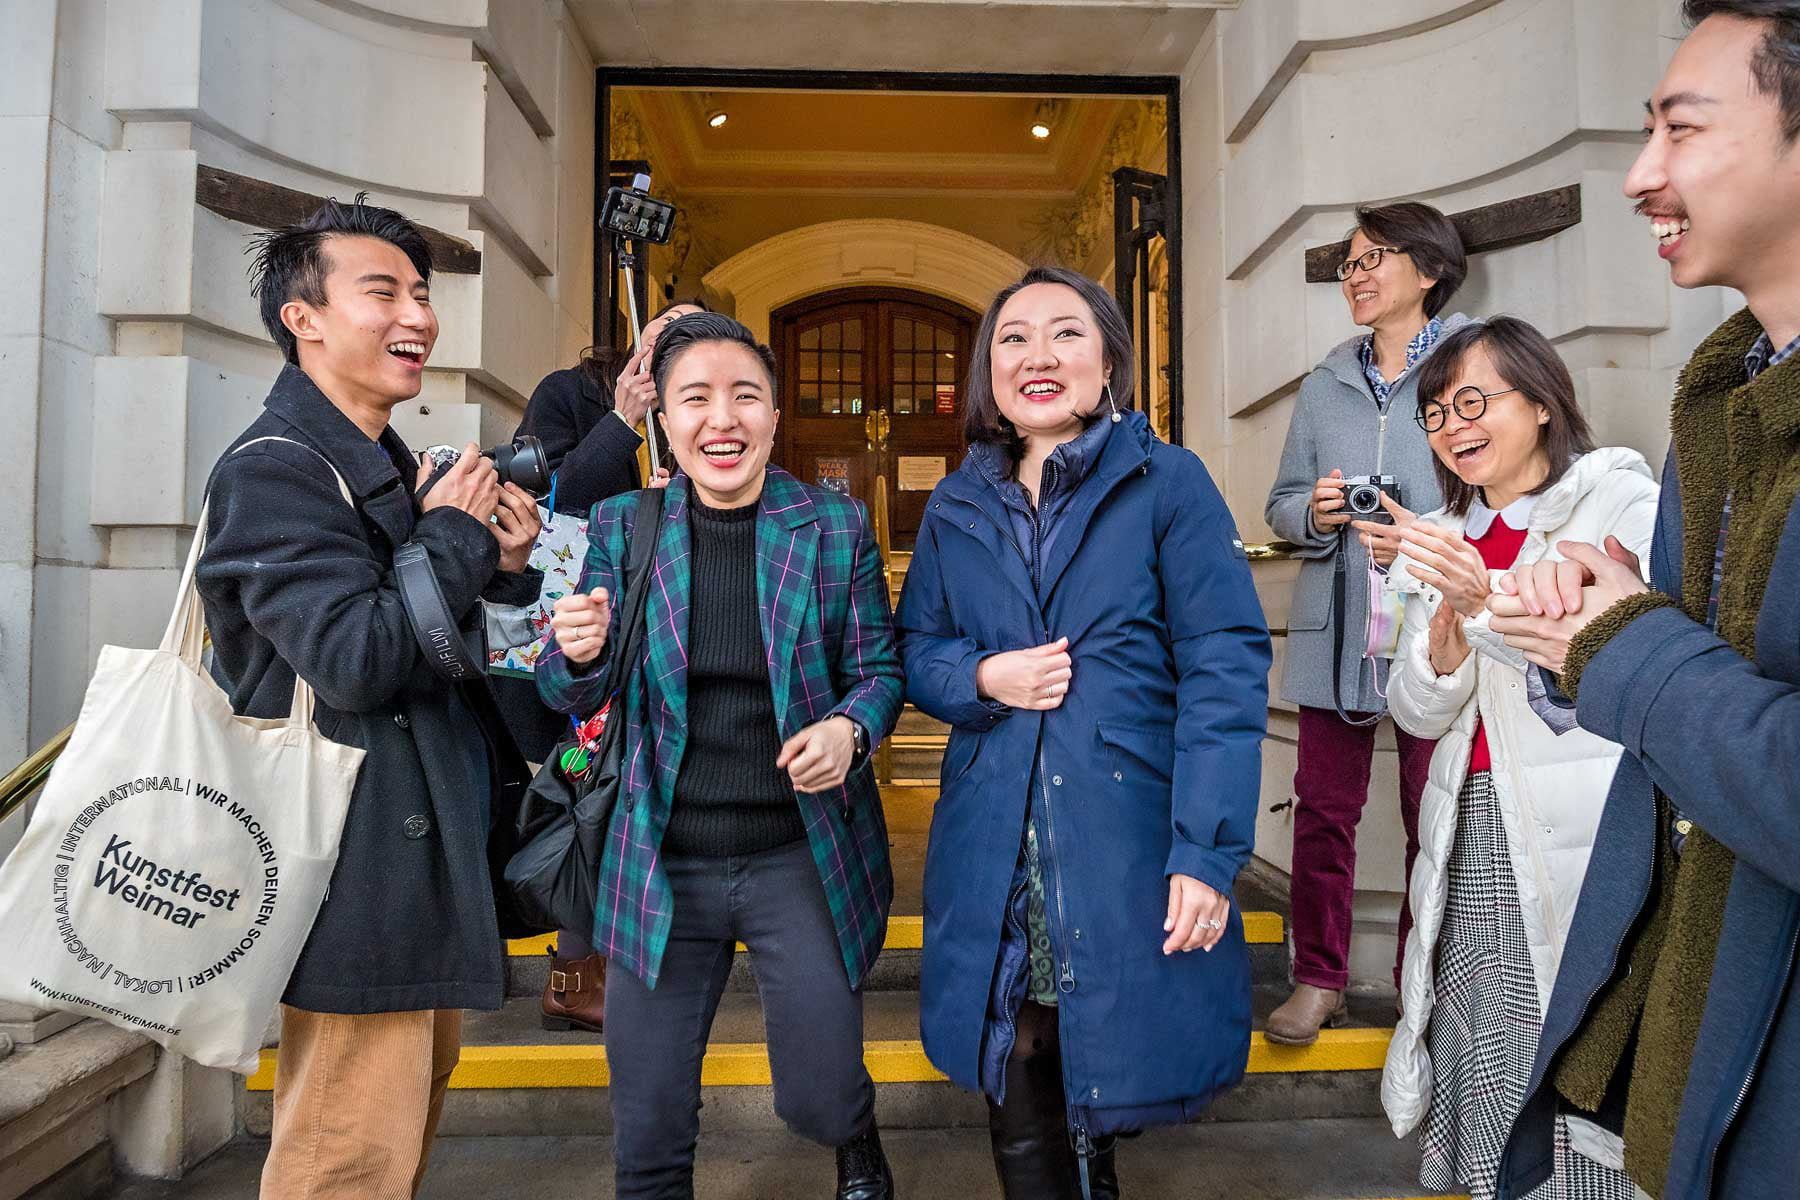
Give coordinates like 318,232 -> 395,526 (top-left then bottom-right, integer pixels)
1419,771 -> 1640,1200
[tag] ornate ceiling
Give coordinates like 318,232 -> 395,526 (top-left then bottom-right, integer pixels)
617,89 -> 1136,198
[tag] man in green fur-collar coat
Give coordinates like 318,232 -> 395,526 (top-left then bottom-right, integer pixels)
1484,5 -> 1800,1198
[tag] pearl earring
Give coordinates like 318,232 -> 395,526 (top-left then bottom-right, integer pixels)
1105,382 -> 1120,423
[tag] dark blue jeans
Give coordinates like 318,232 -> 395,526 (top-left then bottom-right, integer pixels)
604,837 -> 876,1199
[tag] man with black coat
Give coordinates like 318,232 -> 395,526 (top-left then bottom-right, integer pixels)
196,197 -> 541,1199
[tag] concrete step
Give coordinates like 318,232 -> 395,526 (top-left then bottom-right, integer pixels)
504,911 -> 1289,997
0,1019 -> 156,1200
241,983 -> 1395,1137
109,1122 -> 1462,1199
886,733 -> 947,778
894,705 -> 946,737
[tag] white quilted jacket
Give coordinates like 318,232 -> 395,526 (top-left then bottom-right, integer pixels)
1378,447 -> 1660,1138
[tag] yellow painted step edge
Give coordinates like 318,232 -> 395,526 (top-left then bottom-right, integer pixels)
247,1028 -> 1383,1092
508,912 -> 1284,958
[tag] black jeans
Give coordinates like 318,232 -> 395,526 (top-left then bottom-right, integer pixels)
604,838 -> 876,1199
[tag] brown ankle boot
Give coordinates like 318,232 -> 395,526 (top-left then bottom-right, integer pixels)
1264,983 -> 1349,1047
540,949 -> 606,1033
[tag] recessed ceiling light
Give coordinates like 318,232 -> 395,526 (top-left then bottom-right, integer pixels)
1030,100 -> 1056,139
708,110 -> 729,128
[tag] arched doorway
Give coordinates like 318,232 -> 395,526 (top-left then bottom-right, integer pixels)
772,287 -> 977,548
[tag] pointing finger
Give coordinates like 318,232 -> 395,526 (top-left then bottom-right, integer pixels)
1377,491 -> 1418,525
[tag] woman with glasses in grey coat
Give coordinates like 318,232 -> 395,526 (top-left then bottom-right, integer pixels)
1263,202 -> 1470,1046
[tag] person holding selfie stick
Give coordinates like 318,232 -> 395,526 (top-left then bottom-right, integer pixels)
494,300 -> 707,1037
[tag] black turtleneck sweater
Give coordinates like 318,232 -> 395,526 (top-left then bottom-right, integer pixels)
663,496 -> 806,857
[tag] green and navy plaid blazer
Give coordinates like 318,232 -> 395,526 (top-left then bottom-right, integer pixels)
537,468 -> 903,989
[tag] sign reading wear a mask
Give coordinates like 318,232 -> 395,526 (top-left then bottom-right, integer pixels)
816,457 -> 852,496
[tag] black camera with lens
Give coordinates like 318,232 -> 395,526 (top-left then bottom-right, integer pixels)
1343,475 -> 1401,524
420,435 -> 551,499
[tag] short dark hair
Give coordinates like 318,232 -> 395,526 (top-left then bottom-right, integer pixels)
1347,202 -> 1468,319
1412,316 -> 1596,517
964,265 -> 1136,455
578,296 -> 712,390
1684,1 -> 1800,144
246,194 -> 432,365
648,311 -> 778,402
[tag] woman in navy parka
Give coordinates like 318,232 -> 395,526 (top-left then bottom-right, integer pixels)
897,266 -> 1271,1199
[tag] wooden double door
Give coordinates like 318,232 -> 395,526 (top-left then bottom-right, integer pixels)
772,288 -> 977,549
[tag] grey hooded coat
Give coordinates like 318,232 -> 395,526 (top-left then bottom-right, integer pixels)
1263,314 -> 1471,713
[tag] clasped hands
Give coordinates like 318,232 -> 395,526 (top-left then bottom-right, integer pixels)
1483,537 -> 1647,674
1353,495 -> 1647,677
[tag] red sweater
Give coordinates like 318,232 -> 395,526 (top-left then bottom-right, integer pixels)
1467,514 -> 1530,773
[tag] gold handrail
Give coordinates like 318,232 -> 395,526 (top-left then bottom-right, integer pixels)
1243,540 -> 1300,562
0,724 -> 72,826
871,473 -> 894,588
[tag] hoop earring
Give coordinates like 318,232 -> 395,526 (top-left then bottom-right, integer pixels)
1105,381 -> 1121,423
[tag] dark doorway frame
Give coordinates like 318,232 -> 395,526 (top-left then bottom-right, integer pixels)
771,285 -> 980,548
593,67 -> 1184,443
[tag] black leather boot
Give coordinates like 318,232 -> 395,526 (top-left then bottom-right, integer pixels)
835,1123 -> 894,1200
987,1048 -> 1079,1200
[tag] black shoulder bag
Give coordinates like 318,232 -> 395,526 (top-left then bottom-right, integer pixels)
503,487 -> 664,936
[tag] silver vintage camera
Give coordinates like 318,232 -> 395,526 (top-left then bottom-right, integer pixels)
1343,475 -> 1401,524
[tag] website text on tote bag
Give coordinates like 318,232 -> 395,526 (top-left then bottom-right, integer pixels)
0,438 -> 363,1073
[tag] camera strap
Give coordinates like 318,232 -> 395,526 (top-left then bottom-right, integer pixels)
1330,535 -> 1386,728
395,541 -> 488,682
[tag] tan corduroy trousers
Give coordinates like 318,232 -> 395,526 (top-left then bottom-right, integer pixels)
260,1006 -> 463,1200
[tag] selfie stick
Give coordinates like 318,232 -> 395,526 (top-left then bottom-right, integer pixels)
617,173 -> 661,471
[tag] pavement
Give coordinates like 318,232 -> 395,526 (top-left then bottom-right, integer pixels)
108,1121 -> 1459,1199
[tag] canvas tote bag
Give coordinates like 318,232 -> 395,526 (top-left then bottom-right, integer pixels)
0,438 -> 363,1072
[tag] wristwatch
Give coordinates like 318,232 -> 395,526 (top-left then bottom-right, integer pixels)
846,718 -> 871,768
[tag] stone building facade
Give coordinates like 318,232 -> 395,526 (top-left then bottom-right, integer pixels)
6,0 -> 1725,986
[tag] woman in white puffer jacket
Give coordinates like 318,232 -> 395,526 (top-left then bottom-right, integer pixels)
1353,318 -> 1658,1200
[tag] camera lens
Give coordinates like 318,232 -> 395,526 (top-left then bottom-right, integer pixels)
488,435 -> 550,497
1347,484 -> 1379,514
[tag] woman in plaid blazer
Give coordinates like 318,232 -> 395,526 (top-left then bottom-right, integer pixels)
537,313 -> 905,1200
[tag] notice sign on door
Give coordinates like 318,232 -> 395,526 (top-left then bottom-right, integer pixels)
897,456 -> 948,492
815,456 -> 851,495
935,384 -> 956,415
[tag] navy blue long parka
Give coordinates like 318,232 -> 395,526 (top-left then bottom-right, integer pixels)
896,411 -> 1271,1142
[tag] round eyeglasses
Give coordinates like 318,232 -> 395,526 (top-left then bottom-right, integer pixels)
1416,386 -> 1521,432
1335,245 -> 1404,281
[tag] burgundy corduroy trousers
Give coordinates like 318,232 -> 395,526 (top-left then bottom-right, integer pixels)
1289,705 -> 1434,992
